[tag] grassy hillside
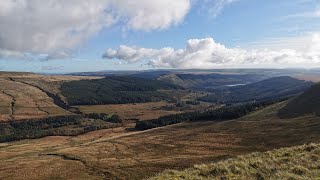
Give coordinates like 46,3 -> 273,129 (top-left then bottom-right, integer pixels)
0,76 -> 71,121
1,100 -> 320,179
157,73 -> 265,89
0,72 -> 104,122
279,83 -> 320,118
200,76 -> 313,104
2,101 -> 320,179
61,76 -> 182,105
150,143 -> 320,180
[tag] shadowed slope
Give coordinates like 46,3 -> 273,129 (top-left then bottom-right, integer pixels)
279,83 -> 320,118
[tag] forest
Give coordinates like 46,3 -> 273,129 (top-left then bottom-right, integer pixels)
0,113 -> 121,142
61,76 -> 182,105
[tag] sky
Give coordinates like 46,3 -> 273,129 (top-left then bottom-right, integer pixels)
0,0 -> 320,73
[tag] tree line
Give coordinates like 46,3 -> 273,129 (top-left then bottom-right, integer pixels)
135,97 -> 289,130
0,113 -> 122,142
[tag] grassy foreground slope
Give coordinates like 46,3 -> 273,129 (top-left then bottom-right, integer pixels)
150,143 -> 320,180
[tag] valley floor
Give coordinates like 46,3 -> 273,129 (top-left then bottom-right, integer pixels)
1,102 -> 320,179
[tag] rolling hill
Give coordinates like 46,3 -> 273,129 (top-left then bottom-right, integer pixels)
199,76 -> 313,104
61,76 -> 182,105
279,83 -> 320,118
1,99 -> 320,179
157,73 -> 266,89
0,73 -> 75,122
1,70 -> 320,179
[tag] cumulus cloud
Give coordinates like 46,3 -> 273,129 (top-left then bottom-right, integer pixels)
103,46 -> 174,63
111,0 -> 190,31
0,0 -> 113,58
103,34 -> 320,68
0,0 -> 191,59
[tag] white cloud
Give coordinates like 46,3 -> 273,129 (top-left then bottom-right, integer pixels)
203,0 -> 237,18
0,0 -> 191,59
103,34 -> 320,68
103,46 -> 174,63
111,0 -> 190,31
0,0 -> 114,58
0,49 -> 26,59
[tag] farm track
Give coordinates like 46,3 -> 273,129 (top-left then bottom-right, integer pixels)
1,90 -> 16,120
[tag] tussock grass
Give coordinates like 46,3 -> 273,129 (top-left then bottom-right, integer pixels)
150,143 -> 320,180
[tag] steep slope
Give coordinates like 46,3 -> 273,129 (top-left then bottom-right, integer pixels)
200,76 -> 313,103
0,77 -> 71,122
279,83 -> 320,118
150,143 -> 320,180
0,72 -> 102,122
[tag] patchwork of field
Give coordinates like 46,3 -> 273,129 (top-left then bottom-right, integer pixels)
1,102 -> 320,179
77,101 -> 213,121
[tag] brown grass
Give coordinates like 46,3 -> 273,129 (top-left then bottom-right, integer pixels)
0,72 -> 102,122
0,78 -> 71,121
151,143 -> 320,180
76,101 -> 212,121
1,101 -> 320,179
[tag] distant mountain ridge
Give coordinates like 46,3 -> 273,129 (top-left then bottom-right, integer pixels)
157,73 -> 266,89
199,76 -> 313,104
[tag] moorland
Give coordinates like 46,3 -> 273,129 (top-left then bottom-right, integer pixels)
1,69 -> 320,179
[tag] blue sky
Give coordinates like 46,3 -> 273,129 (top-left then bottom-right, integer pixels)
0,0 -> 320,73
